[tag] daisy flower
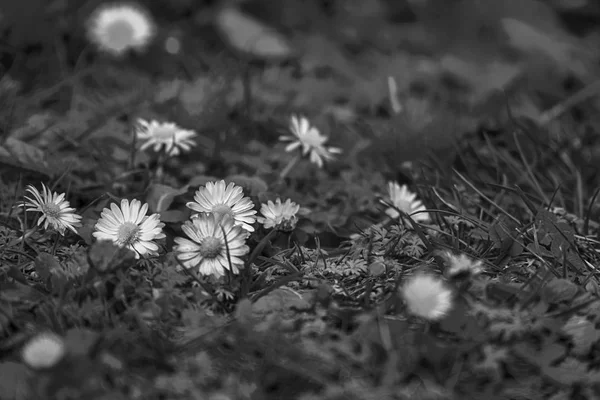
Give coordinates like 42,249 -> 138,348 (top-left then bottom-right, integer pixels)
186,180 -> 257,232
23,184 -> 82,235
135,119 -> 197,157
174,213 -> 250,278
21,332 -> 66,370
382,181 -> 430,222
86,2 -> 155,56
280,115 -> 342,168
400,274 -> 453,320
93,199 -> 165,259
443,252 -> 484,279
257,198 -> 300,231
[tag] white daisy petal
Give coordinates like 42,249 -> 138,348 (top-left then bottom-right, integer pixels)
134,119 -> 197,157
174,213 -> 249,278
86,3 -> 156,56
21,332 -> 66,370
278,115 -> 341,168
383,181 -> 430,222
258,198 -> 300,231
401,274 -> 453,320
186,180 -> 257,232
22,184 -> 82,235
93,198 -> 165,259
443,252 -> 484,278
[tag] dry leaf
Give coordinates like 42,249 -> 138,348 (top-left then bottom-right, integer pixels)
216,6 -> 294,60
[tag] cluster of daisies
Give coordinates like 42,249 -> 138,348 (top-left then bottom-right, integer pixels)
21,176 -> 434,278
11,2 -> 490,373
21,175 -> 485,323
21,181 -> 301,278
27,0 -> 474,323
21,109 -> 435,280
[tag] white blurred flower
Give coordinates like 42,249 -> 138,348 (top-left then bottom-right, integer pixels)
257,198 -> 300,231
87,3 -> 155,56
443,252 -> 483,278
136,119 -> 197,157
174,213 -> 249,278
23,184 -> 82,235
187,180 -> 257,232
383,182 -> 429,222
93,199 -> 165,259
280,115 -> 342,168
401,274 -> 452,320
22,332 -> 66,370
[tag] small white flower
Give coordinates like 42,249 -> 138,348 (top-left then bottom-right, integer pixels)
383,181 -> 429,222
280,115 -> 342,168
401,274 -> 453,320
257,198 -> 300,231
23,184 -> 82,235
86,2 -> 155,56
21,332 -> 66,370
136,119 -> 197,157
187,180 -> 257,232
93,199 -> 165,259
174,213 -> 250,278
443,252 -> 483,278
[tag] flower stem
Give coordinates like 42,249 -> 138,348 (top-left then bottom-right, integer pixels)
279,154 -> 301,180
50,231 -> 61,256
153,152 -> 167,183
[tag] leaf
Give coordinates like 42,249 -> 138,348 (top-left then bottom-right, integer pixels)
154,79 -> 184,103
561,316 -> 600,357
252,287 -> 310,316
226,174 -> 268,197
541,358 -> 590,385
215,6 -> 294,60
178,76 -> 231,118
87,240 -> 136,273
513,340 -> 567,368
158,210 -> 187,223
0,137 -> 51,177
540,278 -> 579,304
64,328 -> 100,357
146,184 -> 189,213
0,280 -> 46,304
187,175 -> 220,189
33,253 -> 58,284
368,261 -> 386,277
34,253 -> 63,292
489,215 -> 523,257
234,298 -> 254,326
440,55 -> 522,105
534,209 -> 585,272
501,18 -> 586,75
76,219 -> 96,246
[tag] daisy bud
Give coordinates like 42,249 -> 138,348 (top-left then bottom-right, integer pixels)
87,3 -> 156,56
21,332 -> 66,370
400,274 -> 453,320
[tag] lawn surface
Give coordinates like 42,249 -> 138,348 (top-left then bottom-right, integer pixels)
2,0 -> 600,399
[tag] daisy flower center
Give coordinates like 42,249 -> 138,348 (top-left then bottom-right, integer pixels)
117,222 -> 140,246
152,127 -> 177,141
41,203 -> 62,219
303,131 -> 324,148
211,204 -> 234,219
200,237 -> 222,258
105,20 -> 136,50
393,199 -> 412,213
